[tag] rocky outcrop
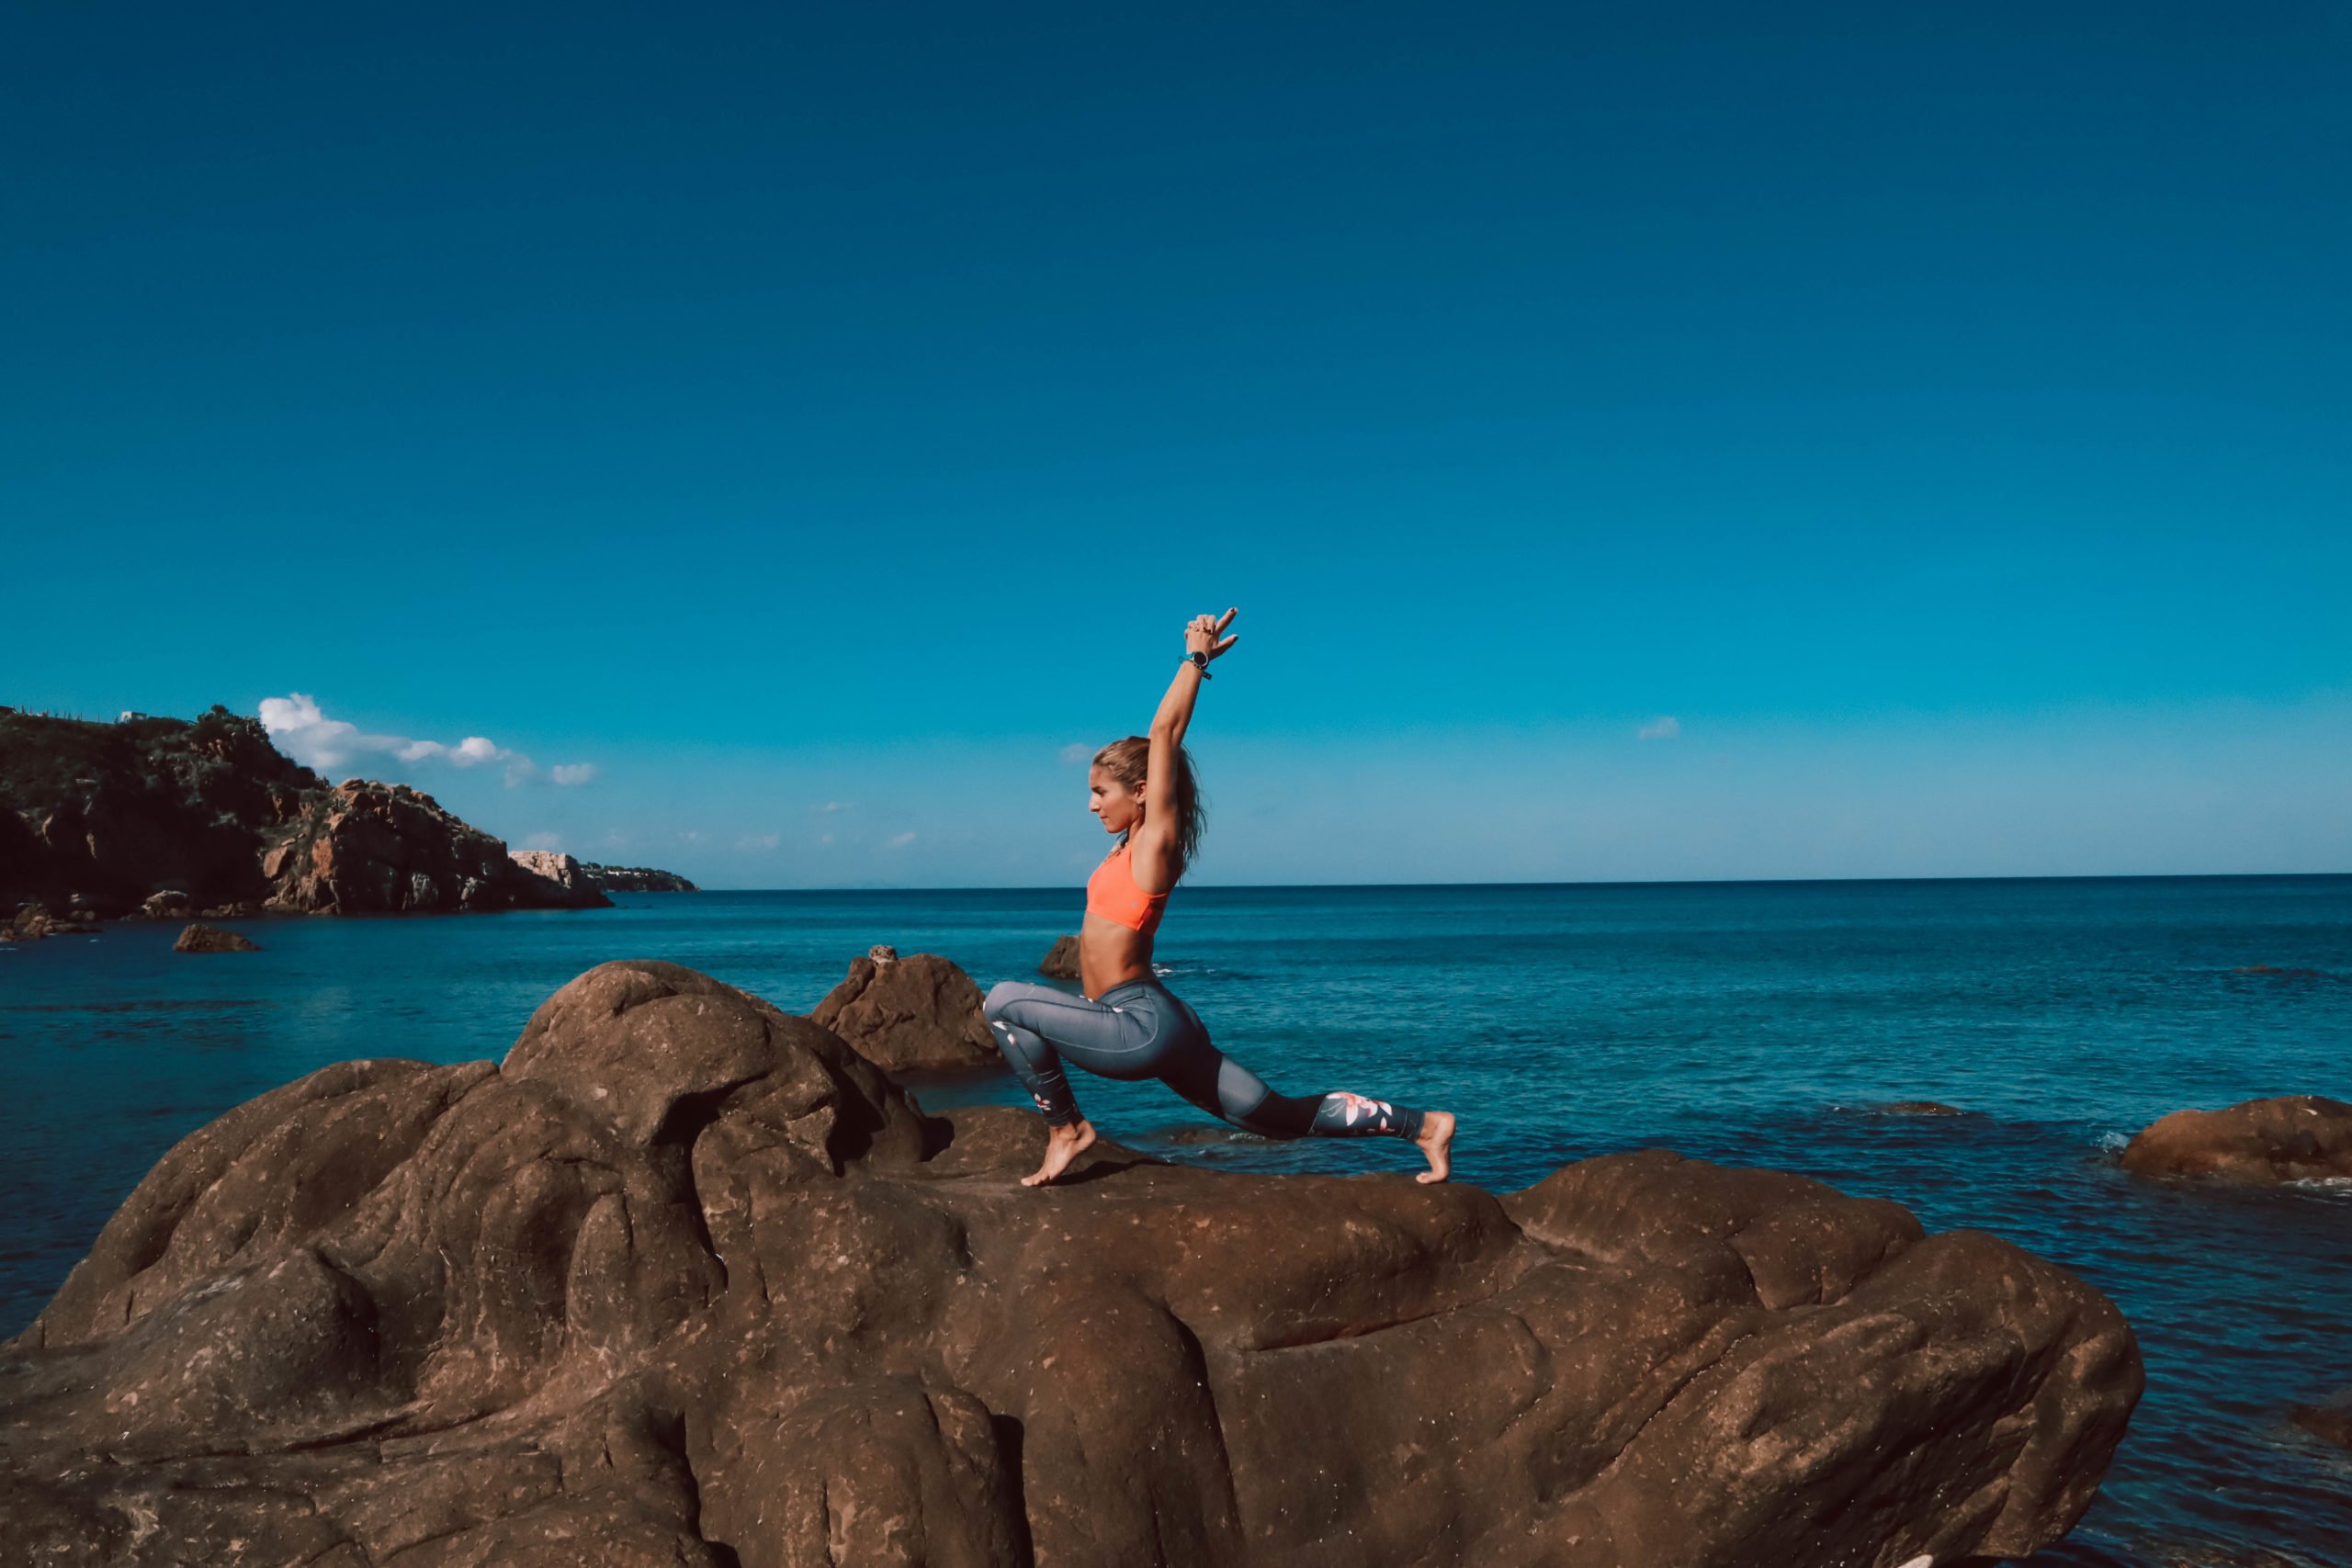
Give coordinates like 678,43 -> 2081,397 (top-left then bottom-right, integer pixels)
261,782 -> 605,915
1038,932 -> 1081,980
0,706 -> 322,915
173,922 -> 257,953
0,961 -> 2142,1568
507,850 -> 615,909
119,889 -> 191,920
808,947 -> 998,1072
2120,1096 -> 2352,1183
582,862 -> 700,893
8,902 -> 100,941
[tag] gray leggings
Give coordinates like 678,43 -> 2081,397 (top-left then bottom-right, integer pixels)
982,978 -> 1425,1141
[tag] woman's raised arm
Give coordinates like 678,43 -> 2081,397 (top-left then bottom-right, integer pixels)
1132,608 -> 1238,882
1148,608 -> 1238,742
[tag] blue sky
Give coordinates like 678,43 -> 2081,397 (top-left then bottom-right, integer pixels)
7,3 -> 2347,886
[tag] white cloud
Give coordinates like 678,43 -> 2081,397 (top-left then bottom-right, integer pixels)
521,831 -> 564,851
813,801 -> 843,814
259,694 -> 595,789
1637,716 -> 1681,741
885,830 -> 916,849
736,832 -> 781,851
1059,742 -> 1093,766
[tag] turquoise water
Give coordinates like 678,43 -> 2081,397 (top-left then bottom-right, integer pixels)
5,877 -> 2349,1565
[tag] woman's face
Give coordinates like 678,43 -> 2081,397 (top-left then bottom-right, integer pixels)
1088,763 -> 1144,834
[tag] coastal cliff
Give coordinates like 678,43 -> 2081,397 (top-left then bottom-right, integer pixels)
0,960 -> 2143,1567
1,706 -> 607,917
583,861 -> 699,893
0,706 -> 319,913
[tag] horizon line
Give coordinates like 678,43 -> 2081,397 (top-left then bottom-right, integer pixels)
641,870 -> 2352,895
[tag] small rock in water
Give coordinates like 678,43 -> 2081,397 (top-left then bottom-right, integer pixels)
1038,933 -> 1081,980
173,922 -> 258,953
2120,1096 -> 2352,1184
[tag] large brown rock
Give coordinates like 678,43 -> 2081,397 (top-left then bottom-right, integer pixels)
2120,1095 -> 2352,1183
0,961 -> 2140,1568
809,948 -> 998,1071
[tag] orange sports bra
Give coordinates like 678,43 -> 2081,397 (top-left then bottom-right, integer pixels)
1086,840 -> 1168,935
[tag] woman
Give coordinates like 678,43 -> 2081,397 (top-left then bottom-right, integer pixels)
983,608 -> 1456,1188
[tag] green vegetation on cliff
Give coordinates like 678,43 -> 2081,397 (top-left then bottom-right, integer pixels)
0,706 -> 322,911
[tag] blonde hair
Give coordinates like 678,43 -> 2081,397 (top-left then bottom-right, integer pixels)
1094,735 -> 1205,875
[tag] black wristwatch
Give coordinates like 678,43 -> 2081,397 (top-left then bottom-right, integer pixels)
1187,650 -> 1213,680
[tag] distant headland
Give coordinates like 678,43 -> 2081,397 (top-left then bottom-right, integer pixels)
581,862 -> 698,893
0,705 -> 691,922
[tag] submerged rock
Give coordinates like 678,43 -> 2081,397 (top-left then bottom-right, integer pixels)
2295,1401 -> 2352,1448
172,921 -> 257,953
2120,1096 -> 2352,1183
0,961 -> 2141,1567
1038,931 -> 1081,980
808,949 -> 998,1072
2293,1396 -> 2352,1449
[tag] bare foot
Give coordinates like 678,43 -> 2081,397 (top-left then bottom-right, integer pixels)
1413,1111 -> 1455,1184
1022,1119 -> 1097,1187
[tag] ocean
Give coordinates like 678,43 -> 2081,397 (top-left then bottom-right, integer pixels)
4,876 -> 2348,1566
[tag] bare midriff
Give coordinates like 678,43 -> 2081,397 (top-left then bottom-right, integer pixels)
1080,912 -> 1154,999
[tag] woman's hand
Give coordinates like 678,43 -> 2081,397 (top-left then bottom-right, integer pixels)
1185,607 -> 1240,663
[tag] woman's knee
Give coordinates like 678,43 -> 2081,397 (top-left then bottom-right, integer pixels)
983,980 -> 1025,1021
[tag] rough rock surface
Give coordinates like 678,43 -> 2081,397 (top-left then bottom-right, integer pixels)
508,849 -> 616,909
173,921 -> 258,953
582,862 -> 700,893
2120,1095 -> 2352,1183
809,949 -> 999,1072
1037,932 -> 1081,981
0,961 -> 2141,1567
262,782 -> 604,915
